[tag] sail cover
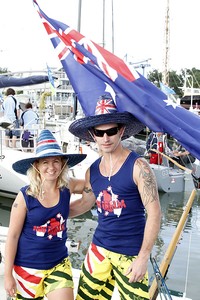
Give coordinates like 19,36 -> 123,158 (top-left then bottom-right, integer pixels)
0,75 -> 51,88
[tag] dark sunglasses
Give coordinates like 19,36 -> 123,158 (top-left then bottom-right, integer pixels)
93,127 -> 119,137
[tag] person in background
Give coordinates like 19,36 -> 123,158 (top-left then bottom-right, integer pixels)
68,94 -> 161,300
1,88 -> 20,148
146,131 -> 172,165
20,102 -> 39,150
172,141 -> 195,166
4,129 -> 87,300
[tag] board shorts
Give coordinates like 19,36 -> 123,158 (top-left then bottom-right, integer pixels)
13,257 -> 74,299
5,119 -> 20,137
76,243 -> 149,300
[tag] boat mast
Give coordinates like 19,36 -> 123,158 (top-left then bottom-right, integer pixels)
102,0 -> 114,53
111,0 -> 114,53
77,0 -> 82,32
162,0 -> 170,85
72,0 -> 82,119
102,0 -> 105,48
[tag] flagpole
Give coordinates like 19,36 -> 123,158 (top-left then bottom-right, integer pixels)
102,0 -> 105,48
111,0 -> 114,53
78,0 -> 82,32
73,0 -> 82,120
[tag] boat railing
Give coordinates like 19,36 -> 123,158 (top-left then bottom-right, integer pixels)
0,127 -> 40,155
0,125 -> 82,159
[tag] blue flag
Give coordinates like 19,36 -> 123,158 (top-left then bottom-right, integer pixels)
33,0 -> 200,160
160,82 -> 176,95
46,63 -> 55,95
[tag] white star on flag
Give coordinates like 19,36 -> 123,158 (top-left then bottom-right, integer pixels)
163,98 -> 180,109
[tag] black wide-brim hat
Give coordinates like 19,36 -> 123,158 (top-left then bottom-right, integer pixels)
69,94 -> 145,142
69,112 -> 144,142
12,129 -> 87,175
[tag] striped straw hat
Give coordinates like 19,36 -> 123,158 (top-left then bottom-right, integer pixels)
12,129 -> 86,175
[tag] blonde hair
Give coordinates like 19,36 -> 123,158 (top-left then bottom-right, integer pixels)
26,158 -> 69,198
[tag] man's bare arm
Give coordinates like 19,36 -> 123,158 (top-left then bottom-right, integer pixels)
69,169 -> 96,218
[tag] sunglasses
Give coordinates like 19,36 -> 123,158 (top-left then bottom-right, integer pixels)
93,127 -> 119,137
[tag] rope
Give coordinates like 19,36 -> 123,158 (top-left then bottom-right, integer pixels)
150,255 -> 173,300
183,231 -> 192,298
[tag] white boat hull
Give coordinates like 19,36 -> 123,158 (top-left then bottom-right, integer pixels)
150,164 -> 195,193
0,147 -> 30,199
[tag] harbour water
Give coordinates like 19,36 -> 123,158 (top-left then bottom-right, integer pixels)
0,190 -> 200,299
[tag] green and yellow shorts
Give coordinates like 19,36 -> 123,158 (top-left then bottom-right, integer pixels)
76,243 -> 149,300
13,257 -> 74,299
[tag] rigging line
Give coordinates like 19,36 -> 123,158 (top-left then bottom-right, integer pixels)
183,231 -> 192,298
171,72 -> 182,90
149,189 -> 197,299
191,69 -> 200,88
150,255 -> 173,300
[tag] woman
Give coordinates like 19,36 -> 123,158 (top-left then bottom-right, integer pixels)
4,129 -> 86,300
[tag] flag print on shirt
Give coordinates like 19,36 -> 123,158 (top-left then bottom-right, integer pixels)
96,186 -> 126,217
33,213 -> 66,240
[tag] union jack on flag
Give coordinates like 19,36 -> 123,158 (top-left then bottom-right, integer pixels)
33,0 -> 200,161
95,95 -> 117,115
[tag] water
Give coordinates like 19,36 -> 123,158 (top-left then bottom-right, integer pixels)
0,191 -> 200,300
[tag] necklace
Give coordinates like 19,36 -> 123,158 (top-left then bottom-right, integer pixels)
102,149 -> 124,181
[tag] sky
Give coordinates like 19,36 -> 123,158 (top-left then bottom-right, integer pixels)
1,0 -> 200,75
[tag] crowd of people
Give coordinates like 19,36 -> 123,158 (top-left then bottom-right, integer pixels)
0,88 -> 39,150
0,88 -> 21,148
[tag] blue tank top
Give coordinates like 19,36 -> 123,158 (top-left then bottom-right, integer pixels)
91,152 -> 146,256
14,186 -> 70,269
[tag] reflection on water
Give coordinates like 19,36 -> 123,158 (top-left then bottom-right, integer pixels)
67,214 -> 97,269
152,191 -> 200,300
0,197 -> 13,227
0,191 -> 200,299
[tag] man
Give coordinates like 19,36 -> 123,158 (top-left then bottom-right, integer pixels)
146,131 -> 172,165
69,94 -> 161,300
172,141 -> 195,166
20,102 -> 39,150
1,88 -> 20,148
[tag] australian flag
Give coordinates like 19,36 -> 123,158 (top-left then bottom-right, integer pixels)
33,0 -> 200,160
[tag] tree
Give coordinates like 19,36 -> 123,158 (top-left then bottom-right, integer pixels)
146,68 -> 200,98
0,67 -> 9,74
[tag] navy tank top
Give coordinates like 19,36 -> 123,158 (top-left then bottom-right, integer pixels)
14,186 -> 70,269
91,152 -> 146,256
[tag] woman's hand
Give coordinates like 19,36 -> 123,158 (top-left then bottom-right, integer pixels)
4,274 -> 17,298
